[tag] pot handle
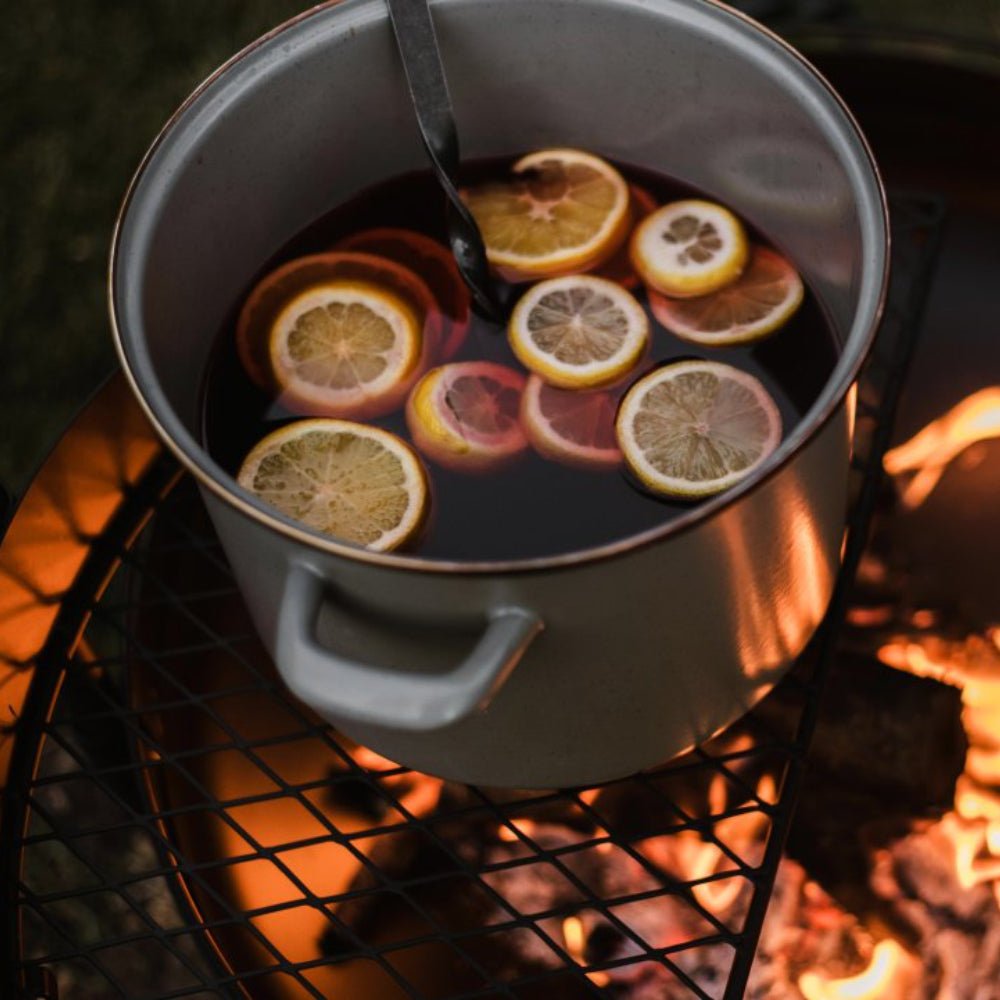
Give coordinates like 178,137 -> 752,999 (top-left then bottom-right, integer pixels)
275,564 -> 543,732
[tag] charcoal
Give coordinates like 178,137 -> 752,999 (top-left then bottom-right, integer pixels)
869,821 -> 1000,999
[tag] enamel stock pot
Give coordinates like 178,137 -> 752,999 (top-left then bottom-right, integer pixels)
111,0 -> 888,788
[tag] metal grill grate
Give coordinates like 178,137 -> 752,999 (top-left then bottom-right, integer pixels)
1,193 -> 945,1000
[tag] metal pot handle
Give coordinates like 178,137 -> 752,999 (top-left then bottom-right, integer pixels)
275,564 -> 543,732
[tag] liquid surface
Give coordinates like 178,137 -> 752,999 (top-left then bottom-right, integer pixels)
201,160 -> 839,562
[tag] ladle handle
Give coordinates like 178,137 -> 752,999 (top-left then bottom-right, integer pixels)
386,0 -> 504,319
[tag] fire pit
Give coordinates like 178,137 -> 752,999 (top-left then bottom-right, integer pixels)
3,32 -> 1000,1000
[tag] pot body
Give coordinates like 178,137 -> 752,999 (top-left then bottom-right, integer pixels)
111,0 -> 887,787
205,407 -> 847,786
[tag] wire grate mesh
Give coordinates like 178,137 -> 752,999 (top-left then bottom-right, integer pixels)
2,193 -> 945,1000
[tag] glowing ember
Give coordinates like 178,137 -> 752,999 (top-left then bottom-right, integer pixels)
562,914 -> 585,956
797,940 -> 918,1000
883,387 -> 1000,508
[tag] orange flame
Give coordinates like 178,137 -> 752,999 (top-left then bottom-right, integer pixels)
798,939 -> 916,1000
498,818 -> 537,842
941,813 -> 1000,891
562,915 -> 585,957
648,774 -> 775,914
883,388 -> 1000,508
561,916 -> 610,988
879,635 -> 1000,910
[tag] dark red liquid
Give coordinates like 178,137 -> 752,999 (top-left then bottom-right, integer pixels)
201,160 -> 839,562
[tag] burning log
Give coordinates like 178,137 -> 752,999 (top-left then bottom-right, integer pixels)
797,650 -> 965,807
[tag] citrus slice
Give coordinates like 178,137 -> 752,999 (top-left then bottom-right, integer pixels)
269,280 -> 422,419
406,362 -> 528,472
336,228 -> 470,358
649,246 -> 803,346
237,251 -> 441,389
237,419 -> 428,551
462,148 -> 630,281
509,274 -> 648,390
616,360 -> 782,498
521,375 -> 621,470
630,199 -> 749,298
596,184 -> 658,289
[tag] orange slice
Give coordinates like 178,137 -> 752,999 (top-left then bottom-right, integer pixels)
630,199 -> 749,298
462,149 -> 630,282
521,375 -> 621,470
237,419 -> 428,551
508,275 -> 648,389
616,360 -> 781,498
236,251 -> 441,389
269,280 -> 422,419
336,228 -> 470,358
595,185 -> 658,289
649,245 -> 803,346
406,362 -> 528,473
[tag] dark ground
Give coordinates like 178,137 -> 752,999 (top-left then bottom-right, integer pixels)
1,0 -> 998,497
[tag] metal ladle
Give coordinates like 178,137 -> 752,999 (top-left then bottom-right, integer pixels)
386,0 -> 507,322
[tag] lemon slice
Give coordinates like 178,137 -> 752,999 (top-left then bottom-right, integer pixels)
616,360 -> 781,498
521,375 -> 621,470
406,362 -> 528,472
509,275 -> 648,390
237,419 -> 428,551
631,199 -> 749,298
649,246 -> 803,346
237,251 -> 440,390
462,148 -> 630,281
269,280 -> 422,420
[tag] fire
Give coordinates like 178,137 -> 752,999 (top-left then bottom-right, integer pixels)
940,813 -> 1000,892
562,915 -> 585,956
883,387 -> 1000,508
798,939 -> 916,1000
561,915 -> 610,987
646,773 -> 775,914
878,634 -> 1000,911
498,818 -> 537,842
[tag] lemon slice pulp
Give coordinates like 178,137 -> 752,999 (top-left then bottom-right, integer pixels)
237,419 -> 428,551
509,275 -> 648,390
616,360 -> 781,498
269,280 -> 422,419
521,375 -> 621,470
237,251 -> 439,390
649,246 -> 803,346
462,148 -> 630,281
406,362 -> 528,472
631,199 -> 749,298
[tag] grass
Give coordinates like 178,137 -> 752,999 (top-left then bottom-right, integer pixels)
0,0 -> 304,494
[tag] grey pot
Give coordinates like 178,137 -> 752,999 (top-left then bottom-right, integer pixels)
110,0 -> 888,788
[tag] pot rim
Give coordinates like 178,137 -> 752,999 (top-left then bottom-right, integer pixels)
109,0 -> 890,577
